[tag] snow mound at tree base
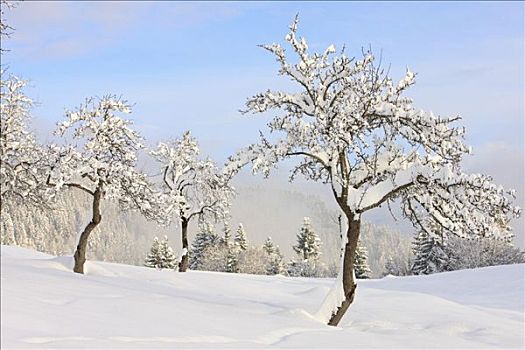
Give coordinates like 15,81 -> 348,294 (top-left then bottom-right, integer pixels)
1,245 -> 523,349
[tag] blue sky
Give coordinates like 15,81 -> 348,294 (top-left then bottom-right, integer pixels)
3,1 -> 524,244
3,2 -> 523,152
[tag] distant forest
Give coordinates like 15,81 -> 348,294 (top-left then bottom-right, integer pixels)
1,187 -> 411,278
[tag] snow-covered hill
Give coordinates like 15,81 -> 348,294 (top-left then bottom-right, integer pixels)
1,245 -> 523,349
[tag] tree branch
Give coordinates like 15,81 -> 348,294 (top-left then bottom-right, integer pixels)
357,180 -> 414,214
286,151 -> 329,169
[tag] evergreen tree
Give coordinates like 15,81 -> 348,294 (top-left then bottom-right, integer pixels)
288,217 -> 324,277
266,246 -> 286,275
411,230 -> 448,275
223,222 -> 231,246
262,236 -> 276,255
384,257 -> 397,276
354,240 -> 371,279
383,254 -> 412,277
234,223 -> 248,251
144,236 -> 177,270
293,217 -> 321,261
1,209 -> 15,245
144,237 -> 162,269
262,237 -> 285,275
287,259 -> 327,277
190,221 -> 220,270
158,236 -> 177,270
225,247 -> 238,273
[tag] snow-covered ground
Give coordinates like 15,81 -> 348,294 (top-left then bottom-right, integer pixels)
1,245 -> 524,349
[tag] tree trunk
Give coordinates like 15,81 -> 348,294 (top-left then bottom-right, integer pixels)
178,217 -> 189,272
327,213 -> 360,326
73,186 -> 102,274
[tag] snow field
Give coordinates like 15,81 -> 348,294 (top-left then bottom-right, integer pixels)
1,245 -> 523,349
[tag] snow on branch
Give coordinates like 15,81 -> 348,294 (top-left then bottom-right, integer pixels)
0,72 -> 50,207
48,95 -> 167,221
151,131 -> 235,224
234,15 -> 521,240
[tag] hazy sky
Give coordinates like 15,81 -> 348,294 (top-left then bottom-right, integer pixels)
3,1 -> 524,245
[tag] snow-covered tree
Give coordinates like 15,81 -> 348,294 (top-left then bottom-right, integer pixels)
262,237 -> 286,275
289,220 -> 326,278
359,221 -> 411,278
198,221 -> 241,273
287,259 -> 327,278
189,221 -> 221,270
234,223 -> 248,251
223,221 -> 232,245
479,239 -> 524,266
225,246 -> 238,273
0,2 -> 50,210
144,237 -> 162,269
266,250 -> 286,275
198,244 -> 229,272
237,247 -> 269,275
383,254 -> 412,277
158,236 -> 177,269
262,236 -> 277,255
354,240 -> 371,279
47,96 -> 166,274
151,131 -> 235,272
144,236 -> 176,270
411,229 -> 448,275
0,205 -> 15,244
1,188 -> 172,266
384,257 -> 396,276
446,236 -> 524,271
1,2 -> 53,212
229,16 -> 521,325
0,73 -> 50,211
293,217 -> 321,261
410,217 -> 524,275
196,238 -> 287,276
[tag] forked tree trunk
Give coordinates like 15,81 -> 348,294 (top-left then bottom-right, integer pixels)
327,212 -> 361,326
73,186 -> 102,274
178,217 -> 189,272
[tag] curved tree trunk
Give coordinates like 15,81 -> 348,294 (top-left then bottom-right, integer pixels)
178,217 -> 189,272
327,213 -> 360,326
73,186 -> 102,274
